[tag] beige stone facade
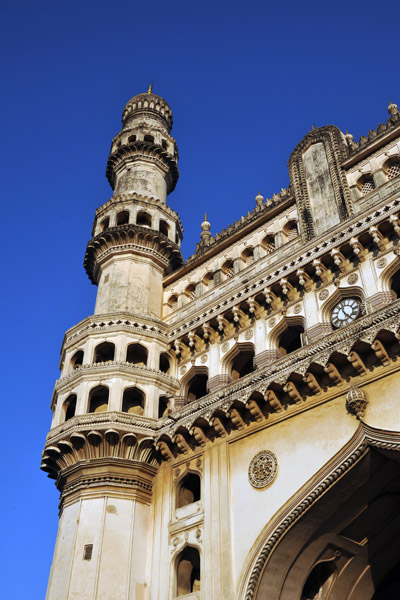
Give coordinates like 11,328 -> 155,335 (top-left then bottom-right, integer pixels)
42,91 -> 400,599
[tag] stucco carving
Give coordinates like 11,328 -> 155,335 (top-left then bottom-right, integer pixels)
248,450 -> 278,489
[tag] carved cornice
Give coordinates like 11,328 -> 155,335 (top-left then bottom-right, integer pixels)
241,422 -> 400,600
62,313 -> 169,349
84,224 -> 183,283
55,361 -> 179,390
46,411 -> 159,442
167,195 -> 400,338
106,141 -> 179,192
156,299 -> 400,454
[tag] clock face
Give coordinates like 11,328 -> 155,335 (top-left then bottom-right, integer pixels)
331,298 -> 360,328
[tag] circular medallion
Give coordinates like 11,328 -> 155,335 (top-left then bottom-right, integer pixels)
200,354 -> 208,364
248,450 -> 278,488
221,342 -> 229,353
376,257 -> 387,269
319,289 -> 329,301
268,317 -> 276,328
244,328 -> 253,340
347,273 -> 359,285
180,366 -> 187,375
293,303 -> 302,314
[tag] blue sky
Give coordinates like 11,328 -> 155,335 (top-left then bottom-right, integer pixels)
1,0 -> 399,596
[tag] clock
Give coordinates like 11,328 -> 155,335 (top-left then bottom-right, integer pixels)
331,298 -> 360,328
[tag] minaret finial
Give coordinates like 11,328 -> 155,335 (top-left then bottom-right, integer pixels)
204,212 -> 207,221
147,83 -> 153,94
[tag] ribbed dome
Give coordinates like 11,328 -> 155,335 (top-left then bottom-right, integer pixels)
122,89 -> 173,131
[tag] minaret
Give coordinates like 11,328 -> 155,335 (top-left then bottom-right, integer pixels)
41,89 -> 182,599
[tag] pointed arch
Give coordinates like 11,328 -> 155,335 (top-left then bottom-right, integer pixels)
378,255 -> 400,295
180,365 -> 209,401
239,423 -> 400,600
268,315 -> 305,355
222,342 -> 255,380
319,286 -> 365,323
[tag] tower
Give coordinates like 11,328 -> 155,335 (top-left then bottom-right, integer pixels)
42,88 -> 183,599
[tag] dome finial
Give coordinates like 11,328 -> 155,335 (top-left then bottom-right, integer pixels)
255,191 -> 264,206
147,83 -> 153,94
200,213 -> 211,246
388,99 -> 398,117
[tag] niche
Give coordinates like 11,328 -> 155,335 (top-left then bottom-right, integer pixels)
278,325 -> 304,355
176,472 -> 201,508
88,386 -> 109,413
63,394 -> 77,422
126,343 -> 148,366
176,546 -> 200,597
122,387 -> 144,415
94,342 -> 115,363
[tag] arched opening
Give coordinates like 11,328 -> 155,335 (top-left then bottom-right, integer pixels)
301,561 -> 336,599
203,272 -> 214,288
126,343 -> 148,366
390,269 -> 400,298
136,211 -> 152,228
161,139 -> 168,150
122,387 -> 144,415
144,134 -> 154,143
176,546 -> 200,597
128,134 -> 136,143
63,394 -> 77,422
94,341 -> 115,363
116,210 -> 129,225
383,156 -> 400,181
158,396 -> 169,418
159,220 -> 169,237
186,373 -> 208,402
262,234 -> 275,254
230,349 -> 255,380
159,352 -> 170,373
100,217 -> 109,231
357,173 -> 376,196
277,325 -> 304,355
177,472 -> 201,508
70,349 -> 84,370
245,428 -> 400,600
88,385 -> 109,413
284,220 -> 299,241
221,259 -> 234,278
167,294 -> 178,312
184,284 -> 196,302
242,247 -> 254,265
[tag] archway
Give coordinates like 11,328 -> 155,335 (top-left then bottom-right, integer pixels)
241,424 -> 400,600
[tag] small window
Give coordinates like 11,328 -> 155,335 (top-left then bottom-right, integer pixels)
357,174 -> 375,196
176,546 -> 200,596
126,343 -> 148,366
88,386 -> 109,413
122,387 -> 144,415
64,394 -> 77,422
161,139 -> 168,150
159,352 -> 170,373
384,158 -> 400,180
94,342 -> 115,363
221,259 -> 234,278
187,373 -> 208,402
144,134 -> 154,143
117,210 -> 129,225
230,350 -> 254,380
262,234 -> 275,254
278,325 -> 304,355
284,220 -> 298,241
177,473 -> 201,508
83,545 -> 93,561
100,217 -> 110,231
136,211 -> 152,228
128,134 -> 136,143
241,247 -> 254,264
159,220 -> 169,236
158,396 -> 169,418
184,284 -> 196,301
70,350 -> 84,370
167,294 -> 178,311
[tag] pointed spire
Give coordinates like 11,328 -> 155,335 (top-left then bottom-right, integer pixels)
147,83 -> 153,94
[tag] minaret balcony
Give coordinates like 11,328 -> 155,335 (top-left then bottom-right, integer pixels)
84,223 -> 183,283
55,360 -> 179,391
